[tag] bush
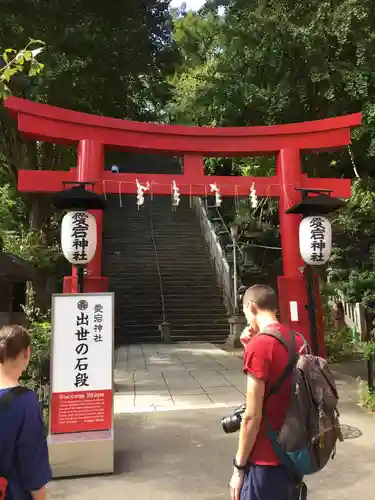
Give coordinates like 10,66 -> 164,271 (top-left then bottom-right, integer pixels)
19,295 -> 51,389
22,319 -> 51,388
19,318 -> 51,430
358,378 -> 375,412
324,325 -> 354,363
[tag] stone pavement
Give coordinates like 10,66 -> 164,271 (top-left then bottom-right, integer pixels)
114,343 -> 246,413
48,343 -> 375,499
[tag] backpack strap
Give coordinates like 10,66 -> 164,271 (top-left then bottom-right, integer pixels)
261,328 -> 299,401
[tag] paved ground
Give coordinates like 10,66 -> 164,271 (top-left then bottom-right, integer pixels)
48,343 -> 375,499
114,343 -> 246,413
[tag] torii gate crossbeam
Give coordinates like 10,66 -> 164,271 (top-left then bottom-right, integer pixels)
5,96 -> 362,356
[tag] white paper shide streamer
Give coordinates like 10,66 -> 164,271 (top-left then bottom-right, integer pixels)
136,179 -> 150,208
209,183 -> 222,207
172,180 -> 180,208
249,182 -> 258,208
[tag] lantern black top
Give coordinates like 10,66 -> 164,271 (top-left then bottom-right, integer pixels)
53,183 -> 107,211
285,188 -> 346,216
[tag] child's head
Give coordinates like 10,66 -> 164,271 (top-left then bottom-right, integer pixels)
0,325 -> 31,377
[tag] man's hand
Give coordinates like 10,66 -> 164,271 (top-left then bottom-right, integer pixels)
240,327 -> 254,346
229,468 -> 244,500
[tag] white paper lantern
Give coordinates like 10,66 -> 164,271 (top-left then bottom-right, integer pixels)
299,216 -> 332,266
61,211 -> 97,265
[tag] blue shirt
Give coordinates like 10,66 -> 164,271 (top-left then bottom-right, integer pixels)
0,387 -> 52,499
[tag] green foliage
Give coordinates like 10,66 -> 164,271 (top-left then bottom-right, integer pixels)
358,378 -> 375,412
0,2 -> 179,285
325,325 -> 354,363
170,0 -> 374,171
328,180 -> 375,309
0,39 -> 45,99
360,341 -> 375,361
0,176 -> 61,273
20,292 -> 51,388
1,1 -> 178,120
0,183 -> 27,230
321,293 -> 355,362
169,1 -> 375,300
2,230 -> 61,270
21,319 -> 51,387
20,306 -> 51,428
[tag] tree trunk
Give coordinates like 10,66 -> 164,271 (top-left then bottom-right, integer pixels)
27,195 -> 54,313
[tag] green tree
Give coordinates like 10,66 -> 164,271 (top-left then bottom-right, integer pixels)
329,179 -> 375,309
170,0 -> 374,172
0,1 -> 179,307
169,0 -> 375,295
1,0 -> 177,120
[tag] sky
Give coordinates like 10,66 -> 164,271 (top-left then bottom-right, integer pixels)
170,0 -> 206,10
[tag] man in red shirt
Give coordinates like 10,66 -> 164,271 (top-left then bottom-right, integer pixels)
229,285 -> 304,500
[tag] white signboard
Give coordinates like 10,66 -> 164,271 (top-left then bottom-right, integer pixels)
51,293 -> 114,434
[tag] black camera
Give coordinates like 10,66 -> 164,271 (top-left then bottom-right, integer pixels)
221,404 -> 245,434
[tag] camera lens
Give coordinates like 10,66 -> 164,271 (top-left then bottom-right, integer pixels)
221,415 -> 241,434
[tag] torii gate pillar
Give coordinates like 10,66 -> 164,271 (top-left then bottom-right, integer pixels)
276,148 -> 323,353
63,140 -> 108,294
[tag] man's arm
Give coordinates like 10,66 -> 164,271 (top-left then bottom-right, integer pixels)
235,373 -> 265,466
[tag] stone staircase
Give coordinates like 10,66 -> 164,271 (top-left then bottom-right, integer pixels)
103,194 -> 230,344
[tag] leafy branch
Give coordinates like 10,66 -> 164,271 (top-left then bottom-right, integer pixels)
0,39 -> 45,99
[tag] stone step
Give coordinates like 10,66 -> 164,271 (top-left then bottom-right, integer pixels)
110,287 -> 223,295
104,194 -> 229,345
106,260 -> 213,267
110,278 -> 218,285
162,295 -> 224,302
121,316 -> 229,325
163,311 -> 229,319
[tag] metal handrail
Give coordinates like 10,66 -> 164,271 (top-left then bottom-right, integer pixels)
192,197 -> 235,314
210,204 -> 245,257
148,200 -> 167,324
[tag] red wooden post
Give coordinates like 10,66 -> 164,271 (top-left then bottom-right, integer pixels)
277,149 -> 303,278
277,149 -> 309,347
277,149 -> 324,356
63,140 -> 108,293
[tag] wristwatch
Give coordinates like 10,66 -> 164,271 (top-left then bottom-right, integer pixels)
233,457 -> 246,470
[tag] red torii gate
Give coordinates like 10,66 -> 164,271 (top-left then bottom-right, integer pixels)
5,96 -> 362,355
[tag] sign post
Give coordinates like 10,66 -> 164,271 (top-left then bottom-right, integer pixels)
48,292 -> 114,478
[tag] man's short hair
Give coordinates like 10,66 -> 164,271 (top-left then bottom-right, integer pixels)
243,285 -> 278,311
